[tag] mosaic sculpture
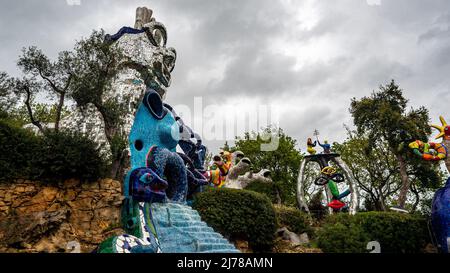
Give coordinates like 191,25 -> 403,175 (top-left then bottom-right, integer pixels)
314,166 -> 351,211
96,7 -> 238,253
203,151 -> 232,188
204,150 -> 272,190
307,138 -> 317,155
318,140 -> 332,154
432,177 -> 450,253
226,169 -> 273,190
402,116 -> 449,252
411,116 -> 450,253
408,140 -> 447,161
430,116 -> 450,170
60,7 -> 177,158
297,132 -> 359,215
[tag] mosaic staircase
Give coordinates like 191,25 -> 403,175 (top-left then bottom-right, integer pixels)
151,203 -> 240,253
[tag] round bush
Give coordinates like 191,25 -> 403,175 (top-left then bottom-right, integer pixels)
193,188 -> 277,252
317,222 -> 369,253
274,205 -> 313,236
356,212 -> 429,253
317,212 -> 430,253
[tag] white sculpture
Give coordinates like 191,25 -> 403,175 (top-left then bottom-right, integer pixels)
61,7 -> 177,159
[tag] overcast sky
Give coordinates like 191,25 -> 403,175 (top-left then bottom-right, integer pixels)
1,0 -> 449,153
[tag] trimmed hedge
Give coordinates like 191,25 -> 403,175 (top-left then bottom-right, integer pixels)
317,212 -> 430,253
274,205 -> 313,236
0,120 -> 106,182
193,188 -> 277,252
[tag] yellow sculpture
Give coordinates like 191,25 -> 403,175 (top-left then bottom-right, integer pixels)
431,116 -> 450,141
307,138 -> 317,155
205,150 -> 233,188
431,115 -> 450,172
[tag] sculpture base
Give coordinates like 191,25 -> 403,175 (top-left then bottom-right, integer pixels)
152,203 -> 239,253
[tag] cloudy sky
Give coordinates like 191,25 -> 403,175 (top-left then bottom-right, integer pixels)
1,0 -> 449,153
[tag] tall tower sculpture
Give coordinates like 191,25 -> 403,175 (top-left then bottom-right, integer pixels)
297,131 -> 359,215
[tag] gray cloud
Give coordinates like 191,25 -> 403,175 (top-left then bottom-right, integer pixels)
1,0 -> 449,153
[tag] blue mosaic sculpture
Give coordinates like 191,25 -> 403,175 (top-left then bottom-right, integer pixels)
97,8 -> 238,253
429,116 -> 450,253
98,89 -> 237,253
431,177 -> 450,253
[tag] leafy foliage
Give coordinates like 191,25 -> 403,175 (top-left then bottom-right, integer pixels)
15,46 -> 74,132
193,188 -> 277,252
0,120 -> 41,180
317,212 -> 430,253
0,120 -> 106,182
71,29 -> 124,128
333,134 -> 401,211
334,129 -> 443,212
274,205 -> 313,236
232,127 -> 303,205
34,130 -> 107,181
70,29 -> 128,178
317,222 -> 369,253
349,80 -> 441,208
1,29 -> 128,178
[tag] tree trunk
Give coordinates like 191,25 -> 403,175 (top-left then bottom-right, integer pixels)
275,186 -> 282,205
23,86 -> 44,134
110,158 -> 121,179
396,153 -> 410,209
110,149 -> 130,180
54,92 -> 65,133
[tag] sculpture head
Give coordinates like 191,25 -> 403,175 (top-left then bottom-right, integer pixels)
253,169 -> 272,183
113,7 -> 177,99
432,116 -> 450,141
227,151 -> 252,180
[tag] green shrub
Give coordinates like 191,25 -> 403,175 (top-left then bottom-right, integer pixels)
193,188 -> 277,252
356,212 -> 429,253
317,222 -> 369,253
274,205 -> 313,236
0,120 -> 40,180
317,212 -> 430,253
33,130 -> 107,181
245,180 -> 280,204
0,121 -> 106,182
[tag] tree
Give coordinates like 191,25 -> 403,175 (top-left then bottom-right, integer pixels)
70,30 -> 127,178
12,103 -> 70,128
12,77 -> 46,133
231,126 -> 303,205
349,80 -> 441,209
1,29 -> 132,179
334,130 -> 402,211
16,46 -> 73,132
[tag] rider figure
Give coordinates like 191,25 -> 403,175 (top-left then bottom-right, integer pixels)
307,138 -> 317,155
318,140 -> 332,154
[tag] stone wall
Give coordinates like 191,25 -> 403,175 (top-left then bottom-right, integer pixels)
0,179 -> 124,253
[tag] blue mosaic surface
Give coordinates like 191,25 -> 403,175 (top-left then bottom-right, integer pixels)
431,177 -> 450,253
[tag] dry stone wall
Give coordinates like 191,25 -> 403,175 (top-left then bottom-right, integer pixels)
0,179 -> 124,253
